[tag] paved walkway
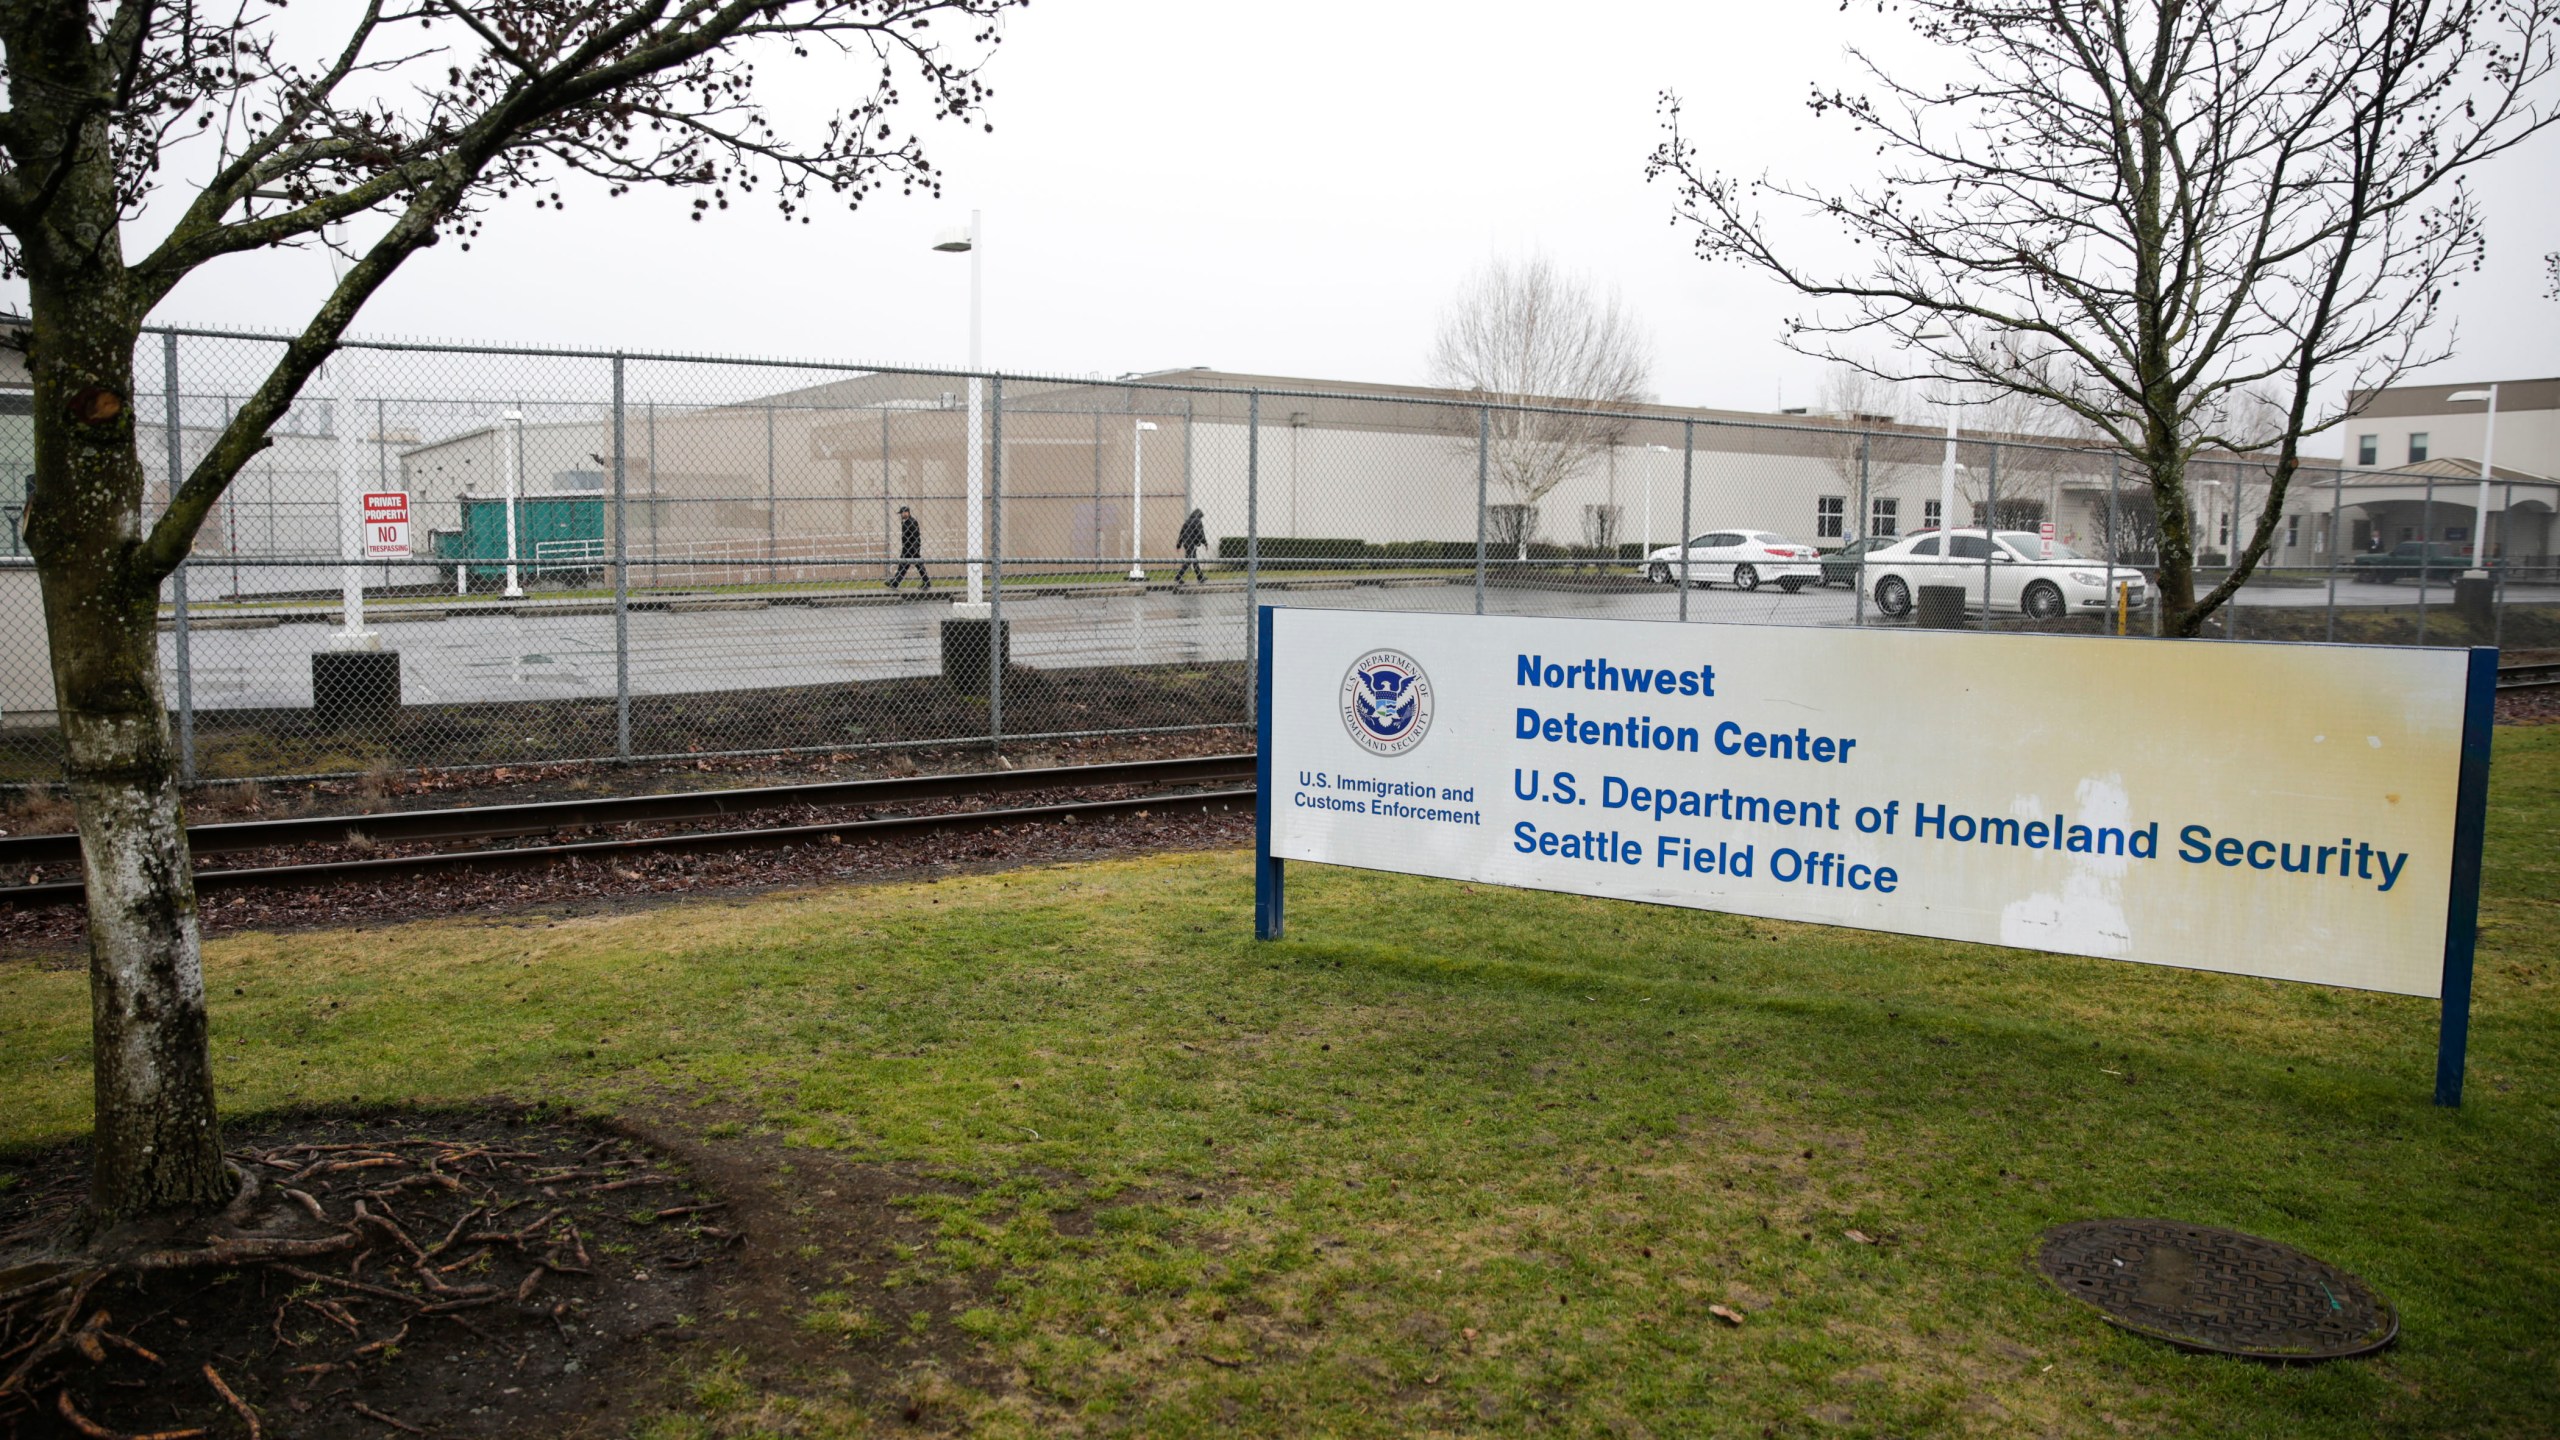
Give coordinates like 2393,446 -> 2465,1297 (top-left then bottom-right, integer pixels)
160,577 -> 2557,711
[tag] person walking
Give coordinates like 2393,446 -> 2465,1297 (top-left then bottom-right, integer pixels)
1174,507 -> 1209,586
890,505 -> 931,593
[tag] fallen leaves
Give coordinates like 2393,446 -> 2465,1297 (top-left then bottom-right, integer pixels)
1709,1304 -> 1746,1326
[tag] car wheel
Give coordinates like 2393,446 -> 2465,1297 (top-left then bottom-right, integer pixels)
1875,575 -> 1912,617
1778,577 -> 1807,593
1733,563 -> 1760,592
1648,562 -> 1670,585
2023,581 -> 2066,621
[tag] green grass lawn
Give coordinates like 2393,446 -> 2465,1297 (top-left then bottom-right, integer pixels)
4,730 -> 2556,1437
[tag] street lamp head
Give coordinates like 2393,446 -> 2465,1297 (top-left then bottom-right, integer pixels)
1135,421 -> 1159,432
2445,389 -> 2493,404
931,225 -> 974,253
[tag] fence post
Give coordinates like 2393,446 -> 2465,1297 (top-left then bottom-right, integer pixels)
2105,454 -> 2121,637
2417,470 -> 2437,645
2324,463 -> 2344,643
1245,390 -> 1261,719
1181,395 -> 1194,517
161,331 -> 195,784
1980,443 -> 1998,630
647,401 -> 660,590
1473,407 -> 1489,616
765,403 -> 778,585
1678,420 -> 1694,621
990,376 -> 1005,745
880,407 -> 894,585
375,397 -> 390,592
2227,466 -> 2243,641
613,355 -> 631,761
2494,478 -> 2513,650
1853,430 -> 1870,627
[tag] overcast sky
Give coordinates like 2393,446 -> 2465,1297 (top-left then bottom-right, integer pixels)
48,0 -> 2560,415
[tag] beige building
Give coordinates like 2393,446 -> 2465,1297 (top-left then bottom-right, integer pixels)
418,364 -> 2143,574
2284,378 -> 2560,567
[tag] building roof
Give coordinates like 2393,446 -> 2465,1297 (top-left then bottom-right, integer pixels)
2346,378 -> 2560,418
2307,457 -> 2557,487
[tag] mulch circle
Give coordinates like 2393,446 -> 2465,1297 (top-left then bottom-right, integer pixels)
0,1109 -> 730,1438
2033,1217 -> 2398,1361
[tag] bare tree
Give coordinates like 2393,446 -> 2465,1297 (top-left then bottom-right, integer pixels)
1430,254 -> 1652,558
1649,0 -> 2558,635
1,0 -> 1019,1228
1797,364 -> 1908,542
1958,389 -> 2109,533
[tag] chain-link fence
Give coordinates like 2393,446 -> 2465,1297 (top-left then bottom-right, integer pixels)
1,326 -> 2550,787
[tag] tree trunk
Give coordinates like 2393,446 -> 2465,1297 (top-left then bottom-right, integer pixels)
22,264 -> 230,1227
2149,450 -> 2199,636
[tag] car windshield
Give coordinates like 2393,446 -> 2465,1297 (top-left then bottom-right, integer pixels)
2000,532 -> 2087,560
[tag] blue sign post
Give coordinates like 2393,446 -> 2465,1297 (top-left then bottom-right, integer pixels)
2434,646 -> 2498,1107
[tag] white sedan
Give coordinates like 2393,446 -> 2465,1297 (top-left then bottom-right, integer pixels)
1864,529 -> 2147,619
1642,529 -> 1823,592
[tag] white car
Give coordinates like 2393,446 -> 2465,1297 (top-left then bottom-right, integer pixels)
1643,529 -> 1823,592
1865,529 -> 2148,620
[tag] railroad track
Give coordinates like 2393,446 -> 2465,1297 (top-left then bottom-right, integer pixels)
2497,660 -> 2560,692
0,754 -> 1256,909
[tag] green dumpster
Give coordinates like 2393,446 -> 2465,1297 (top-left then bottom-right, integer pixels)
446,494 -> 604,584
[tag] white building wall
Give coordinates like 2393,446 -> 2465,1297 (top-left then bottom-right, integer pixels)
2343,408 -> 2560,478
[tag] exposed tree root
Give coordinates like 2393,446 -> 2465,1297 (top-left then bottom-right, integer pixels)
0,1127 -> 732,1435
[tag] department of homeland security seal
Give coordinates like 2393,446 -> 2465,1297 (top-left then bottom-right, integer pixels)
1340,649 -> 1434,756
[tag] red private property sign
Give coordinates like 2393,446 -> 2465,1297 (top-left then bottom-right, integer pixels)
363,491 -> 411,559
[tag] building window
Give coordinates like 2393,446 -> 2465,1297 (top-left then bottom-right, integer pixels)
1870,497 -> 1900,537
2218,512 -> 2230,547
1815,495 -> 1846,539
2356,434 -> 2378,466
1922,499 -> 1941,530
2408,432 -> 2430,463
2285,514 -> 2300,549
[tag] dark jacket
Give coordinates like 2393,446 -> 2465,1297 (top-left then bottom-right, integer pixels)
899,514 -> 923,558
1176,512 -> 1207,550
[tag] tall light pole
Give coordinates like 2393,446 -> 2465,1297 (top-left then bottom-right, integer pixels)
1128,420 -> 1159,582
1640,443 -> 1670,552
1910,330 -> 1961,538
322,222 -> 378,651
501,410 -> 525,598
932,211 -> 986,604
2446,387 -> 2499,576
1938,411 -> 1960,535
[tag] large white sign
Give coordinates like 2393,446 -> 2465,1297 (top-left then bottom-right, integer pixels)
1260,608 -> 2489,997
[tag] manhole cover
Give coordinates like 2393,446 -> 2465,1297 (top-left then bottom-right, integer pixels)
2034,1219 -> 2397,1360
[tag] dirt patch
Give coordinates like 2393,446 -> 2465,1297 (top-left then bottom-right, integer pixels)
617,1107 -> 1026,1430
0,1102 -> 1078,1438
0,1107 -> 728,1439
